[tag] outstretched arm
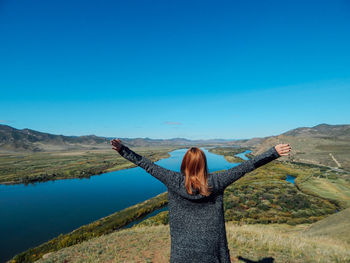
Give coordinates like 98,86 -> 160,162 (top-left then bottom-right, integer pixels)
111,139 -> 181,190
211,144 -> 291,192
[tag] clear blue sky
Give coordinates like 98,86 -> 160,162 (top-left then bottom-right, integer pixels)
1,0 -> 349,139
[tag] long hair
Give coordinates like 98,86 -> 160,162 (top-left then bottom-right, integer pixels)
180,147 -> 212,196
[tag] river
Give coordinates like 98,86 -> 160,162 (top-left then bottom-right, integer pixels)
0,147 -> 251,262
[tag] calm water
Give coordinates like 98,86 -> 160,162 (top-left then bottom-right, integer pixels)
0,147 -> 246,262
235,150 -> 252,161
286,174 -> 296,184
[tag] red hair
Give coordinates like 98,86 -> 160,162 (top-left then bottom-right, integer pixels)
180,147 -> 212,196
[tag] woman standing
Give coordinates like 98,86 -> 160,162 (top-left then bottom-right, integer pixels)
111,139 -> 291,263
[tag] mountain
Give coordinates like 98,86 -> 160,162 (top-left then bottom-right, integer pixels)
282,123 -> 350,140
248,123 -> 350,172
0,125 -> 235,152
0,125 -> 110,152
2,123 -> 350,172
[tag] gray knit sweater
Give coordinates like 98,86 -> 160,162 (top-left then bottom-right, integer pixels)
118,145 -> 281,263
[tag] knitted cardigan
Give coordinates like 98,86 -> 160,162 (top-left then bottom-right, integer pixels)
118,145 -> 281,263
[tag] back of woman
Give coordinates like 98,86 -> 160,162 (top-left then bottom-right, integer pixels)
111,139 -> 291,262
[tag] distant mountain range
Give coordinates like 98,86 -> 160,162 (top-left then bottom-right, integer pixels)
1,123 -> 349,154
282,123 -> 350,140
0,124 -> 236,152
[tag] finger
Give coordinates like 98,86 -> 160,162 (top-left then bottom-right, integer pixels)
282,152 -> 289,155
280,146 -> 291,151
280,144 -> 291,148
279,144 -> 290,148
280,149 -> 291,153
280,146 -> 291,150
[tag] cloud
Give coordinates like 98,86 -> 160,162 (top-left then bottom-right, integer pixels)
0,120 -> 11,124
163,121 -> 182,125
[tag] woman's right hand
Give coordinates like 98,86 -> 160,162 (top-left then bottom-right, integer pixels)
275,144 -> 292,156
110,138 -> 123,153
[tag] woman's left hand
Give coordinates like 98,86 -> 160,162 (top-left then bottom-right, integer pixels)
110,139 -> 123,152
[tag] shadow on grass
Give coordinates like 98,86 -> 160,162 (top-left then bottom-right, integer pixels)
238,256 -> 275,263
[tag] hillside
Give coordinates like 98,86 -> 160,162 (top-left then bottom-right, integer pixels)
0,124 -> 110,152
32,208 -> 350,263
33,222 -> 350,263
304,207 -> 350,244
244,123 -> 350,172
0,124 -> 234,153
282,123 -> 350,140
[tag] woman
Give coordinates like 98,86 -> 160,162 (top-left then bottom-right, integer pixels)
111,139 -> 291,263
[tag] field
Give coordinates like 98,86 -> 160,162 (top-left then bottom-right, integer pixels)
295,168 -> 350,209
0,146 -> 181,185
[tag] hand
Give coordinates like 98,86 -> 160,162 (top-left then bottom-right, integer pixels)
275,143 -> 292,156
110,139 -> 123,152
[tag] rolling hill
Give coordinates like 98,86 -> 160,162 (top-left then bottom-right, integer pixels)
243,123 -> 350,172
0,124 -> 234,153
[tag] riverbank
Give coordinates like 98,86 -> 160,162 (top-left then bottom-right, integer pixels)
208,146 -> 251,162
0,146 -> 182,185
9,192 -> 169,263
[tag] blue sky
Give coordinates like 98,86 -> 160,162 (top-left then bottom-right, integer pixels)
1,0 -> 349,139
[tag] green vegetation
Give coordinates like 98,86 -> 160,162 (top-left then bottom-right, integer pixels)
133,211 -> 169,227
0,146 -> 180,185
222,161 -> 338,225
9,192 -> 168,263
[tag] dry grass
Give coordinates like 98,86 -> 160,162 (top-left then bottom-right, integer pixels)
35,222 -> 350,263
226,223 -> 350,263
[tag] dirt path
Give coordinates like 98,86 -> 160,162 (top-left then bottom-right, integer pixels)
329,153 -> 342,167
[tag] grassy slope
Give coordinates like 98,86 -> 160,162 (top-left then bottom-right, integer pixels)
251,134 -> 350,172
304,207 -> 350,244
295,171 -> 350,209
34,222 -> 350,263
